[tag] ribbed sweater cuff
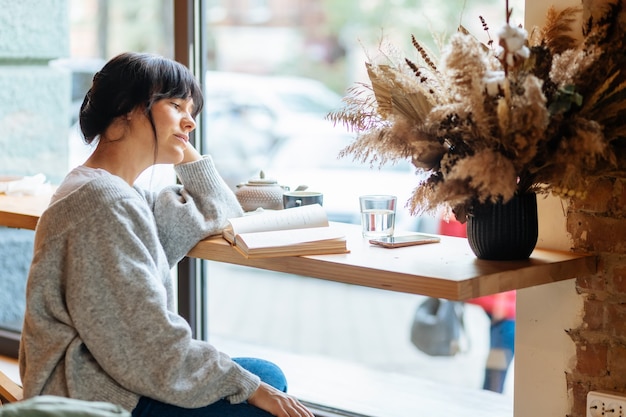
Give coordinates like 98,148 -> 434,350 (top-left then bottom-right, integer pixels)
174,156 -> 226,194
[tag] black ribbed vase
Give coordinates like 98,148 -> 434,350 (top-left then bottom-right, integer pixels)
467,192 -> 538,260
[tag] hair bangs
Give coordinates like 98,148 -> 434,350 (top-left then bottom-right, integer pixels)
150,58 -> 204,117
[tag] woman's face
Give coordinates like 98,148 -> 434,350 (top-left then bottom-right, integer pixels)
150,97 -> 197,164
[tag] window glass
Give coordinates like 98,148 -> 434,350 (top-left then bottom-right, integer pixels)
203,0 -> 524,413
63,0 -> 175,186
0,0 -> 175,349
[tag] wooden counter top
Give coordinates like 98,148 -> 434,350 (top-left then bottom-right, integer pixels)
0,191 -> 597,301
0,191 -> 53,230
188,222 -> 597,300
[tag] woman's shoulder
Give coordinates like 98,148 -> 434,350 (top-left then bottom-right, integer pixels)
51,166 -> 110,203
41,174 -> 147,232
54,172 -> 137,205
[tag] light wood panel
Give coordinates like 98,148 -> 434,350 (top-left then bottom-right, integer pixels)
189,222 -> 597,300
0,192 -> 52,230
0,192 -> 597,301
0,365 -> 22,403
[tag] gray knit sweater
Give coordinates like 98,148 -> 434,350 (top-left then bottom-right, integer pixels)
18,157 -> 260,412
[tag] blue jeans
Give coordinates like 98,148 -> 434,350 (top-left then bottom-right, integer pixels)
483,317 -> 515,393
131,358 -> 287,417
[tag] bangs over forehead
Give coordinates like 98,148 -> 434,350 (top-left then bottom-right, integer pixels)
79,52 -> 205,143
146,55 -> 204,117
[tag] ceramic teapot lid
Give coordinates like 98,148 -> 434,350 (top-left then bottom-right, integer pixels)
244,170 -> 278,186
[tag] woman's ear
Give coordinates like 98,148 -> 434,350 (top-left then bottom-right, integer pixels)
127,105 -> 148,120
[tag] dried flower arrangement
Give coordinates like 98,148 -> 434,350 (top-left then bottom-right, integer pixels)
328,1 -> 626,222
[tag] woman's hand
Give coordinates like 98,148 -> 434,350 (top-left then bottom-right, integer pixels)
177,142 -> 203,165
247,382 -> 315,417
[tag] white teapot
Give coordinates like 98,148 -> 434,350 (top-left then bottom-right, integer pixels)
235,170 -> 290,212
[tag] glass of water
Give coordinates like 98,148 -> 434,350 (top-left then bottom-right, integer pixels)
359,195 -> 397,238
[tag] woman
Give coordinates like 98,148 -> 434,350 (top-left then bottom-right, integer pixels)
19,52 -> 313,417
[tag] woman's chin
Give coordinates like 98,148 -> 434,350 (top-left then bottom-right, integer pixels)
173,153 -> 186,165
157,149 -> 185,165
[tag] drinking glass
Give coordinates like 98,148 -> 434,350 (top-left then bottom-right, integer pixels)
359,195 -> 397,238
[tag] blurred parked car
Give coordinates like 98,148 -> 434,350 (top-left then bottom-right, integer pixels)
267,132 -> 426,231
203,71 -> 346,186
203,71 -> 429,231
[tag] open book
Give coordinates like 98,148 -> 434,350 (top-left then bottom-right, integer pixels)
222,204 -> 349,258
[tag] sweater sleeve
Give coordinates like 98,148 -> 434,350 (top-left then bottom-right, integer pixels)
145,156 -> 244,266
65,196 -> 259,408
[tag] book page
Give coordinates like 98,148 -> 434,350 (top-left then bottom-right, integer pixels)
237,226 -> 345,250
225,204 -> 329,240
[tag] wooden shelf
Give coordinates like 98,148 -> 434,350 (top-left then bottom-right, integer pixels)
0,191 -> 53,231
0,193 -> 596,300
189,222 -> 596,300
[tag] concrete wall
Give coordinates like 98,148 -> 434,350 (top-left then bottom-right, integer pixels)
0,0 -> 69,337
0,0 -> 70,185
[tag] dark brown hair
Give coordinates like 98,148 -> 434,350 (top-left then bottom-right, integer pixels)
79,52 -> 203,144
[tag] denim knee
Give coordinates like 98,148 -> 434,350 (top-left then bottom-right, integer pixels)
232,357 -> 288,392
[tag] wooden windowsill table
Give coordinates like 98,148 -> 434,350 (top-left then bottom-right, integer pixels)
0,191 -> 53,231
189,222 -> 596,301
0,192 -> 597,300
0,192 -> 597,416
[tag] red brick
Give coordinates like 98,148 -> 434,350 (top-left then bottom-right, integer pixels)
606,303 -> 626,338
609,178 -> 626,214
568,378 -> 592,417
576,342 -> 608,377
576,267 -> 605,293
567,212 -> 594,252
612,266 -> 626,294
570,177 -> 614,213
608,344 -> 626,380
568,214 -> 626,253
583,299 -> 605,331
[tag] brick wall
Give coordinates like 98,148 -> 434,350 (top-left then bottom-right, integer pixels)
563,0 -> 626,413
566,176 -> 626,416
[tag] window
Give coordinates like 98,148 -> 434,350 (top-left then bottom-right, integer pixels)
63,0 -> 176,188
200,0 -> 524,414
0,0 -> 176,357
1,1 -> 525,414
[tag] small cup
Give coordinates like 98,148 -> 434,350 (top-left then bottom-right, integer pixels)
359,195 -> 397,237
283,191 -> 323,209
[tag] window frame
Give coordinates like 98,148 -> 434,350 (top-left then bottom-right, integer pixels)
174,0 -> 210,341
0,0 -> 206,359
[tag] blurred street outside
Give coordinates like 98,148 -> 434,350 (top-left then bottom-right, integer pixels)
205,262 -> 514,416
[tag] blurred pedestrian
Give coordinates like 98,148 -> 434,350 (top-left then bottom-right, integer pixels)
466,292 -> 516,393
438,217 -> 515,394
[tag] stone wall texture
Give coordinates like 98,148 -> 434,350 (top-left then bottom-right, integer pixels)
0,0 -> 70,184
567,176 -> 626,417
0,0 -> 69,340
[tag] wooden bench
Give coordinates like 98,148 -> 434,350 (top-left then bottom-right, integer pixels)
0,369 -> 23,404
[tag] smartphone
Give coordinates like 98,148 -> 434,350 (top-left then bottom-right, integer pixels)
369,234 -> 441,248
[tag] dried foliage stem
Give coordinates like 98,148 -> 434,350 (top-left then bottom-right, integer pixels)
329,2 -> 626,222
